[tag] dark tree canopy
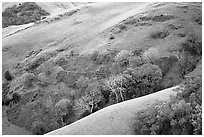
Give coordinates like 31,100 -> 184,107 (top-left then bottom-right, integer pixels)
2,2 -> 50,28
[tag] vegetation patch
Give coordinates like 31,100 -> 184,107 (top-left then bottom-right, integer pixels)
150,30 -> 170,39
151,14 -> 175,22
168,24 -> 183,30
193,16 -> 202,25
2,2 -> 50,28
181,34 -> 202,56
134,76 -> 202,135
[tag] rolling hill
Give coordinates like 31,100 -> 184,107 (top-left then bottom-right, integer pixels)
2,2 -> 202,135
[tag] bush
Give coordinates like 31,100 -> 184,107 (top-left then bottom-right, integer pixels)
150,30 -> 169,39
4,70 -> 13,81
55,98 -> 74,125
194,16 -> 202,25
23,73 -> 37,89
109,35 -> 115,40
90,51 -> 100,63
2,81 -> 10,97
55,99 -> 73,116
84,82 -> 105,113
94,65 -> 111,79
129,56 -> 144,68
75,76 -> 90,90
31,121 -> 48,135
114,50 -> 133,67
181,34 -> 202,56
134,76 -> 202,135
132,63 -> 163,89
11,92 -> 21,104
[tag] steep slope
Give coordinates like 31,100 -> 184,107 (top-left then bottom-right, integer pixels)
47,86 -> 178,135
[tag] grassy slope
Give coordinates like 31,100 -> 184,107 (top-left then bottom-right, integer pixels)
2,2 -> 201,71
2,2 -> 148,72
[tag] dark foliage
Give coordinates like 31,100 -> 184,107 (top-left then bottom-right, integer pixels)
31,121 -> 48,135
150,30 -> 170,39
106,63 -> 162,103
12,92 -> 21,104
194,16 -> 202,25
109,35 -> 115,40
79,110 -> 91,119
134,76 -> 202,135
2,2 -> 50,28
181,34 -> 202,56
4,70 -> 13,81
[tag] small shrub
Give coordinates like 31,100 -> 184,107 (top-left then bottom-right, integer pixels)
94,65 -> 111,79
4,70 -> 13,81
109,35 -> 115,40
181,34 -> 202,56
177,33 -> 186,37
129,56 -> 144,68
118,24 -> 127,31
168,24 -> 182,30
150,30 -> 170,39
11,92 -> 21,104
55,98 -> 73,116
114,50 -> 133,67
139,15 -> 152,21
194,16 -> 202,25
151,14 -> 175,22
90,51 -> 104,64
3,97 -> 11,106
2,81 -> 10,97
25,56 -> 47,72
90,51 -> 100,61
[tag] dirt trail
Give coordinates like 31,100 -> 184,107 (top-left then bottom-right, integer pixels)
47,86 -> 178,135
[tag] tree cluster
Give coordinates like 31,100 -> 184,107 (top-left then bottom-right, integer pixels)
134,76 -> 202,135
3,2 -> 50,28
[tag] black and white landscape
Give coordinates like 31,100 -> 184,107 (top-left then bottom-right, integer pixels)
2,2 -> 202,135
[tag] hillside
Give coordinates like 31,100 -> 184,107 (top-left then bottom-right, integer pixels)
2,2 -> 202,135
47,86 -> 179,135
